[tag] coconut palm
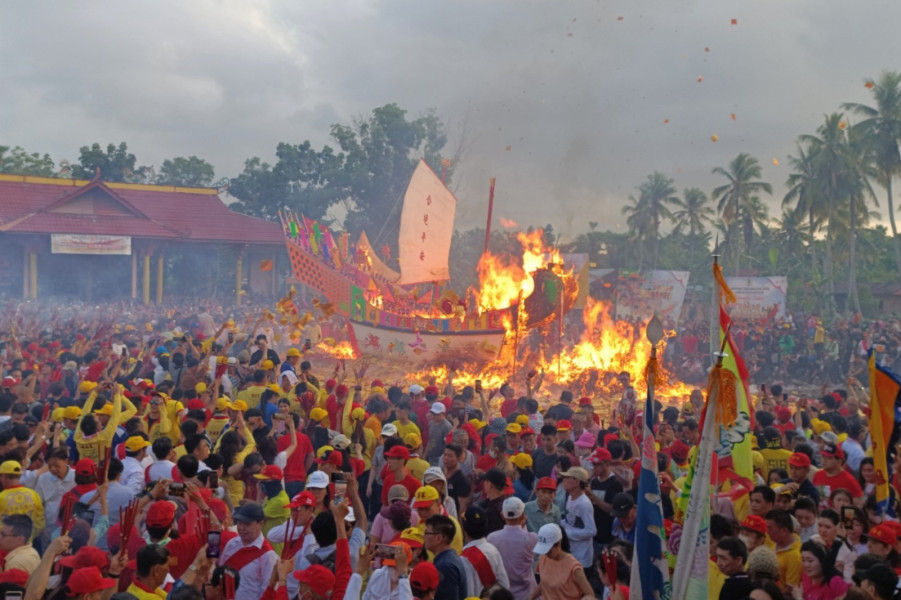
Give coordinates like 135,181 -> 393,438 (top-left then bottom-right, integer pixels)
622,194 -> 651,270
783,142 -> 826,277
622,172 -> 679,269
671,187 -> 715,236
711,153 -> 773,271
843,71 -> 901,275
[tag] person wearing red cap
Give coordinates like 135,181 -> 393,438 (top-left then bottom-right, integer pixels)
780,451 -> 820,505
254,465 -> 290,539
266,490 -> 317,563
586,447 -> 622,545
381,445 -> 421,505
524,477 -> 561,533
812,442 -> 864,505
738,515 -> 768,552
142,497 -> 209,580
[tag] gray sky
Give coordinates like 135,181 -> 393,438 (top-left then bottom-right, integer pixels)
2,0 -> 900,242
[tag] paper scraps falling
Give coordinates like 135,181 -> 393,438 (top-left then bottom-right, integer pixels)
705,47 -> 710,52
664,119 -> 670,124
711,134 -> 719,142
505,145 -> 512,151
772,158 -> 780,166
617,16 -> 623,21
731,113 -> 736,121
839,121 -> 847,130
697,76 -> 703,82
865,81 -> 875,89
731,18 -> 737,25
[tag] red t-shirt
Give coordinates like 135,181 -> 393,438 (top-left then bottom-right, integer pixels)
382,471 -> 421,504
277,431 -> 314,482
476,454 -> 498,473
682,335 -> 698,355
813,469 -> 864,499
500,397 -> 518,418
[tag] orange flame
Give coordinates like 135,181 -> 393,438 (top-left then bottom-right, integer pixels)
473,230 -> 563,312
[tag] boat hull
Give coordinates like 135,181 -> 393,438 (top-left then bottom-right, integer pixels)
347,319 -> 506,362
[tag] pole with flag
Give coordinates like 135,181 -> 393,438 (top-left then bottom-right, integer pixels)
630,314 -> 672,600
868,350 -> 901,516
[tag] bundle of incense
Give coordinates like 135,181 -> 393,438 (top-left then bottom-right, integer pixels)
282,520 -> 310,560
119,499 -> 140,550
59,495 -> 76,536
194,508 -> 210,541
97,445 -> 112,485
602,549 -> 619,595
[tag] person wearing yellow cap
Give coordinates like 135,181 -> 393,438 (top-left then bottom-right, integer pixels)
142,392 -> 175,444
412,485 -> 464,553
62,405 -> 83,434
73,381 -> 137,464
0,460 -> 44,536
122,435 -> 152,495
205,397 -> 233,445
404,433 -> 430,481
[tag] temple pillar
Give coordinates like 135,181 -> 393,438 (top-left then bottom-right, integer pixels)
156,252 -> 164,305
236,249 -> 243,307
131,253 -> 137,299
142,254 -> 151,305
28,251 -> 37,299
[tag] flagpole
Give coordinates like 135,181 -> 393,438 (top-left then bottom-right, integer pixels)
709,234 -> 720,357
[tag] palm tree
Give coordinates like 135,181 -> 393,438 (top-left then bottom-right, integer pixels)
843,71 -> 901,275
783,142 -> 826,277
711,153 -> 773,271
801,113 -> 877,314
671,187 -> 715,236
622,172 -> 679,269
622,195 -> 651,270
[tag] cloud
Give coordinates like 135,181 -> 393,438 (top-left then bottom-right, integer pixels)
1,0 -> 899,238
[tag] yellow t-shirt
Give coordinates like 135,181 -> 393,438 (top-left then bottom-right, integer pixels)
416,515 -> 463,554
393,420 -> 421,440
126,582 -> 168,600
237,385 -> 267,409
205,415 -> 230,445
0,486 -> 44,537
759,447 -> 793,482
776,536 -> 802,589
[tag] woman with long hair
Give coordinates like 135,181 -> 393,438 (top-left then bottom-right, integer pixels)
529,524 -> 593,600
812,509 -> 856,582
793,540 -> 849,600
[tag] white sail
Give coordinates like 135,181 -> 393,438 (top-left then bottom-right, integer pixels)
397,160 -> 456,285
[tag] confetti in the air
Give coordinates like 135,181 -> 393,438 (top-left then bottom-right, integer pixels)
731,113 -> 736,121
839,121 -> 847,130
731,18 -> 737,25
705,47 -> 710,52
505,146 -> 512,151
664,119 -> 670,124
617,16 -> 624,21
772,158 -> 780,166
697,76 -> 703,82
865,82 -> 875,89
711,134 -> 719,142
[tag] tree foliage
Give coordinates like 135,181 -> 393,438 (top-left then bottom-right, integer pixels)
0,145 -> 56,177
72,142 -> 150,182
157,155 -> 215,187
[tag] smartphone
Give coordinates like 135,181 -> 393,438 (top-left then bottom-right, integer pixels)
206,531 -> 222,558
332,473 -> 346,504
79,510 -> 95,524
475,380 -> 482,393
5,591 -> 23,600
373,544 -> 396,560
169,482 -> 186,497
842,506 -> 855,529
304,338 -> 312,350
228,333 -> 234,343
208,472 -> 219,490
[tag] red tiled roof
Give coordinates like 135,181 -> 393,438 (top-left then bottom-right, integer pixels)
0,176 -> 283,245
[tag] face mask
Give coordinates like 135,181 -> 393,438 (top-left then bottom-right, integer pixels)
739,534 -> 754,548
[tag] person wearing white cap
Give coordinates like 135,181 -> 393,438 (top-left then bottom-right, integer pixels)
532,523 -> 594,600
558,467 -> 596,570
488,497 -> 538,600
424,402 -> 452,466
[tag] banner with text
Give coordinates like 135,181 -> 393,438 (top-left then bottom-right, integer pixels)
51,234 -> 131,255
724,276 -> 787,323
614,270 -> 690,322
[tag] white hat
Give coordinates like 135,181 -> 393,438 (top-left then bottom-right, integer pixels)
381,423 -> 398,437
307,471 -> 329,489
422,466 -> 447,484
409,384 -> 424,395
430,402 -> 446,415
331,434 -> 351,450
502,497 -> 525,519
345,506 -> 356,522
533,523 -> 563,555
227,357 -> 237,365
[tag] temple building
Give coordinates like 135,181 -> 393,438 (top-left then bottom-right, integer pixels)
0,173 -> 285,303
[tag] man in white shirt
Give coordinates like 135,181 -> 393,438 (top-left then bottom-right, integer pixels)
121,435 -> 150,495
487,497 -> 538,600
558,466 -> 596,569
459,505 -> 509,596
34,448 -> 75,542
220,503 -> 279,600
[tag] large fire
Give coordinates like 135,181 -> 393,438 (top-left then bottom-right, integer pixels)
473,230 -> 564,312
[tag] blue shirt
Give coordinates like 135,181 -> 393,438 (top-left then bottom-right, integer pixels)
433,548 -> 467,600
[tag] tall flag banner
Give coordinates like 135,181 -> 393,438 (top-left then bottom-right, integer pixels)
868,351 -> 901,515
672,365 -> 725,600
630,354 -> 672,600
302,215 -> 319,255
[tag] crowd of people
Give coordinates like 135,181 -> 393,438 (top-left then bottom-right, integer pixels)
0,301 -> 898,600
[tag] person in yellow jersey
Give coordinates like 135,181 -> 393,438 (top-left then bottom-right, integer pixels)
237,369 -> 268,410
126,544 -> 171,600
142,392 -> 173,443
0,460 -> 44,537
412,485 -> 463,553
206,397 -> 232,445
405,433 -> 430,481
393,398 -> 422,440
62,405 -> 82,438
73,382 -> 137,463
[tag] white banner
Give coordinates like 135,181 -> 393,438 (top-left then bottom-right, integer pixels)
51,234 -> 131,255
725,276 -> 787,323
397,160 -> 455,285
614,270 -> 690,322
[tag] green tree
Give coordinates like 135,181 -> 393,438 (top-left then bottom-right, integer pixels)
72,142 -> 149,182
227,157 -> 278,218
711,153 -> 773,271
157,155 -> 215,187
671,187 -> 714,236
0,145 -> 56,177
843,71 -> 901,276
621,172 -> 678,269
783,142 -> 824,277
